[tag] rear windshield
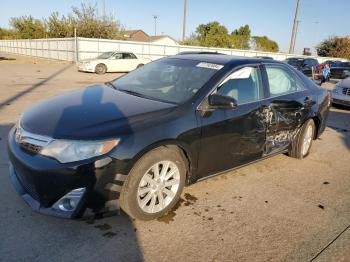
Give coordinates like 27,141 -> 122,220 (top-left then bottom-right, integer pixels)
286,59 -> 303,67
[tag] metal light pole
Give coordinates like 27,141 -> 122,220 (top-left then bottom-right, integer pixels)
182,0 -> 187,41
289,0 -> 301,54
152,15 -> 159,36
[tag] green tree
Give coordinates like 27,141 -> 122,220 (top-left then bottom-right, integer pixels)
46,12 -> 74,38
252,36 -> 279,52
0,27 -> 16,39
180,33 -> 200,46
9,16 -> 46,39
316,37 -> 350,59
195,21 -> 232,48
231,24 -> 251,49
71,3 -> 124,39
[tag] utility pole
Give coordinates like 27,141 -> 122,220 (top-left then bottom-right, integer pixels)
289,0 -> 301,53
313,21 -> 319,55
74,28 -> 79,64
182,0 -> 187,41
292,20 -> 301,53
152,15 -> 159,36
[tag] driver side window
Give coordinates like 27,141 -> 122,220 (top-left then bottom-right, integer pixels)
217,66 -> 263,104
111,53 -> 123,60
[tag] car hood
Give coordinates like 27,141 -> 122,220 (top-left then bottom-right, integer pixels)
20,85 -> 176,140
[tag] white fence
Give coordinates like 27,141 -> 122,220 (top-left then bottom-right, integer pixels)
0,37 -> 342,63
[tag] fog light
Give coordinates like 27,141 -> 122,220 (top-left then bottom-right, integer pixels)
53,187 -> 86,212
59,198 -> 76,211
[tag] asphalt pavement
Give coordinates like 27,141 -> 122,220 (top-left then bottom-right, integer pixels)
0,52 -> 349,262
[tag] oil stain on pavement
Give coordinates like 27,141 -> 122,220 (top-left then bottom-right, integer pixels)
157,193 -> 198,224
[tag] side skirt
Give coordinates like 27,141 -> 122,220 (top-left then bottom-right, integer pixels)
196,149 -> 288,183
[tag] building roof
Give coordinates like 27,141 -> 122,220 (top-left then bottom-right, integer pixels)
123,30 -> 148,37
149,35 -> 178,43
123,30 -> 178,44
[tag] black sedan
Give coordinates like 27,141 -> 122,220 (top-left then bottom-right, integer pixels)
8,54 -> 330,220
329,62 -> 350,79
285,57 -> 319,77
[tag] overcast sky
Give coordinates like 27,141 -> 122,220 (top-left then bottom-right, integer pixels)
1,0 -> 349,54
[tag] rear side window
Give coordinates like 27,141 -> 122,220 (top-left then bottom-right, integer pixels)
304,59 -> 318,66
123,53 -> 137,59
265,65 -> 305,96
217,66 -> 263,104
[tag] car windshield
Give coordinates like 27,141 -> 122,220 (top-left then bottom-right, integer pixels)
340,62 -> 350,67
111,58 -> 221,104
97,52 -> 114,59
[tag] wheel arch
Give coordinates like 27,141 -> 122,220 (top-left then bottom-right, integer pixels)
302,107 -> 321,140
130,139 -> 197,186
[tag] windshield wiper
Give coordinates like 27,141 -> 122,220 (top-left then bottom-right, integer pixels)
117,88 -> 150,99
105,81 -> 118,90
118,88 -> 177,104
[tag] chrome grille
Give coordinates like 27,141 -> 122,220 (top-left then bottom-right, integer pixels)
15,126 -> 51,154
342,87 -> 350,96
20,142 -> 43,154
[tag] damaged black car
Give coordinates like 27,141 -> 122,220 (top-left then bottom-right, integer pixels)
8,53 -> 330,220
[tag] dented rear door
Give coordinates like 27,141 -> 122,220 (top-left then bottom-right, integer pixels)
262,64 -> 314,154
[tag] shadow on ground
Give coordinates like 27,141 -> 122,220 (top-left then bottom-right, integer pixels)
0,123 -> 143,261
0,56 -> 16,61
327,106 -> 350,150
0,64 -> 73,110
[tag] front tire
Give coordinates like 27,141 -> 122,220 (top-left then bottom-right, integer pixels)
95,63 -> 107,74
120,146 -> 186,220
289,119 -> 315,159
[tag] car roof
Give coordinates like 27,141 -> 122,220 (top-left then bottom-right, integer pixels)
287,57 -> 317,61
171,53 -> 281,66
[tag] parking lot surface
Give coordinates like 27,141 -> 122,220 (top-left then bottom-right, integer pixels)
0,52 -> 349,262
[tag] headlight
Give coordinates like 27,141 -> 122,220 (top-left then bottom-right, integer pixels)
40,139 -> 119,163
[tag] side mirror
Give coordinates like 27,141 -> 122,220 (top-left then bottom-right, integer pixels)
208,94 -> 238,109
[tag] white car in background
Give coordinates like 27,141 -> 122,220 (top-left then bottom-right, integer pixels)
332,77 -> 350,107
78,52 -> 151,74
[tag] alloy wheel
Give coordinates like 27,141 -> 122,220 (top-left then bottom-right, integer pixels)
302,124 -> 313,156
137,160 -> 180,214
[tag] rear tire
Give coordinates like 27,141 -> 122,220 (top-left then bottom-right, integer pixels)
120,146 -> 186,220
289,119 -> 315,159
95,63 -> 107,74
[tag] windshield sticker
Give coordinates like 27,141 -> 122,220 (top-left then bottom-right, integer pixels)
196,62 -> 224,70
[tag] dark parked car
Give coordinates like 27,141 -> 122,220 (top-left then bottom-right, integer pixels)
256,56 -> 274,60
285,57 -> 319,77
8,54 -> 330,220
328,62 -> 350,79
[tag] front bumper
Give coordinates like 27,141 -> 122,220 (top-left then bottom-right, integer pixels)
8,128 -> 129,218
77,63 -> 95,73
9,164 -> 86,218
332,93 -> 350,106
